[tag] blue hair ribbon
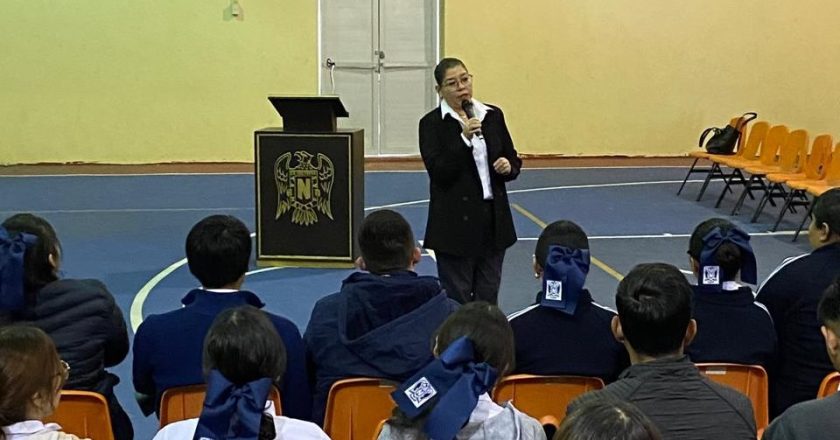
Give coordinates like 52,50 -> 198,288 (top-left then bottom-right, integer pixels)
540,245 -> 590,315
391,336 -> 498,440
193,370 -> 272,440
0,227 -> 37,311
699,226 -> 757,289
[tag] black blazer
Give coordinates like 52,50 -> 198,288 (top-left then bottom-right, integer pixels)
419,104 -> 521,256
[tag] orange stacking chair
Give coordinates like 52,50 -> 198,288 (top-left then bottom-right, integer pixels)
44,390 -> 115,440
787,144 -> 840,240
159,384 -> 282,427
678,117 -> 747,199
715,124 -> 789,212
492,374 -> 605,431
743,129 -> 809,222
697,363 -> 769,429
707,121 -> 771,207
323,378 -> 397,440
817,371 -> 840,398
766,134 -> 833,231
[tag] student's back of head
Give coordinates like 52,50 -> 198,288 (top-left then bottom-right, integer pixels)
688,218 -> 745,282
555,400 -> 662,440
434,301 -> 515,376
615,263 -> 694,358
198,305 -> 286,440
358,209 -> 419,274
811,188 -> 840,247
0,325 -> 68,438
1,213 -> 61,299
534,220 -> 589,272
186,215 -> 251,288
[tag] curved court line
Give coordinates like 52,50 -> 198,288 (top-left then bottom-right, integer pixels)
130,178 -> 705,330
511,203 -> 625,282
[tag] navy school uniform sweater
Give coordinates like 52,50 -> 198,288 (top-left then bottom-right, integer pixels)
304,270 -> 459,425
507,289 -> 630,383
687,284 -> 777,372
756,242 -> 840,416
132,289 -> 311,420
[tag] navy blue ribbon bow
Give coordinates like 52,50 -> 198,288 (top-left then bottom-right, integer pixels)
540,245 -> 590,315
193,370 -> 272,440
0,227 -> 37,311
392,336 -> 498,440
699,226 -> 757,289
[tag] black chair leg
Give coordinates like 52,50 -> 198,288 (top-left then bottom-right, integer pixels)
677,158 -> 701,195
773,190 -> 797,231
731,175 -> 758,216
793,200 -> 814,242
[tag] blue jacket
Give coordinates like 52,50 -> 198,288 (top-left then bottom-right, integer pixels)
132,289 -> 311,420
756,242 -> 840,416
687,285 -> 777,372
508,289 -> 629,383
304,271 -> 458,424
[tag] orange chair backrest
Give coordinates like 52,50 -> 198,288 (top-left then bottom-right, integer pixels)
492,374 -> 605,427
697,363 -> 769,429
756,125 -> 790,166
818,371 -> 840,398
736,121 -> 770,160
159,384 -> 282,428
824,144 -> 840,185
323,378 -> 397,440
44,390 -> 114,440
774,129 -> 809,173
802,134 -> 834,179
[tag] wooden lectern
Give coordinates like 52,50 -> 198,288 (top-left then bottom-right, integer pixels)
255,96 -> 364,267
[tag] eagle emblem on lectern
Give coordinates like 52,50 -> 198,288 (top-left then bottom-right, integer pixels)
274,151 -> 335,226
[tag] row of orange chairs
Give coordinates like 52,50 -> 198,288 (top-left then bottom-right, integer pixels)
44,369 -> 840,440
679,119 -> 840,239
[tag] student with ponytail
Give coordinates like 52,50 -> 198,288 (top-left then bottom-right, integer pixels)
685,218 -> 776,371
378,302 -> 545,440
153,306 -> 327,439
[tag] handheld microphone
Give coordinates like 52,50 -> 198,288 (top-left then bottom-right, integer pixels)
461,100 -> 483,140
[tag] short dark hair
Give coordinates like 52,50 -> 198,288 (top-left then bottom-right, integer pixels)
557,399 -> 662,440
615,263 -> 693,357
433,58 -> 467,86
358,210 -> 415,274
534,220 -> 589,270
813,188 -> 840,238
185,215 -> 251,288
434,301 -> 515,378
203,305 -> 286,385
819,277 -> 840,334
2,213 -> 61,298
688,218 -> 744,281
0,325 -> 64,432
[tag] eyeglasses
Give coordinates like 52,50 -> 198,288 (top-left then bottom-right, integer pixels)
442,74 -> 473,89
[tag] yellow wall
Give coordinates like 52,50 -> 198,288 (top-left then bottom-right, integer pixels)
0,0 -> 315,164
444,1 -> 840,155
5,1 -> 840,163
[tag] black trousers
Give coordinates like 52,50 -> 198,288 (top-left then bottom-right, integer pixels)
436,250 -> 505,305
105,390 -> 134,440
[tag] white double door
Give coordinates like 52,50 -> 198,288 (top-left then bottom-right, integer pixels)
319,0 -> 439,156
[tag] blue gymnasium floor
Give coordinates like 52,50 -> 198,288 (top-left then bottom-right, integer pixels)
0,166 -> 813,438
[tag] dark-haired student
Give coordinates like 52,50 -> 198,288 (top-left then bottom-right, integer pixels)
154,306 -> 328,439
378,302 -> 545,440
133,215 -> 310,420
304,210 -> 458,425
556,400 -> 662,440
419,57 -> 521,305
763,278 -> 840,439
0,213 -> 133,440
568,263 -> 756,440
508,220 -> 629,382
684,218 -> 776,371
757,188 -> 840,416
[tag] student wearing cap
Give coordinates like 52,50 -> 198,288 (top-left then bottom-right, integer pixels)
685,218 -> 776,371
378,302 -> 545,440
507,220 -> 629,383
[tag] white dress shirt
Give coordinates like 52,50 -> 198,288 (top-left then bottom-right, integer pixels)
440,99 -> 494,200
